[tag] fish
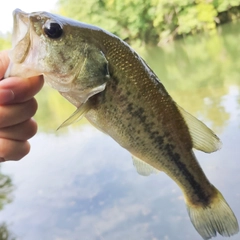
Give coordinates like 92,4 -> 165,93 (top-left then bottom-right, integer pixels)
5,9 -> 239,239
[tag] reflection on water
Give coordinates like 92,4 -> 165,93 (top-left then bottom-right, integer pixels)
0,168 -> 14,210
0,222 -> 16,240
0,167 -> 15,240
0,22 -> 240,240
140,21 -> 240,134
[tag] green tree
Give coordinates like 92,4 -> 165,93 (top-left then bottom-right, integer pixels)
57,0 -> 240,45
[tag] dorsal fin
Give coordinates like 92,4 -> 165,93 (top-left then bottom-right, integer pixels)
57,101 -> 91,130
177,105 -> 222,153
132,155 -> 159,176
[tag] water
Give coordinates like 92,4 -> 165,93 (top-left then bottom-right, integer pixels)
0,22 -> 240,240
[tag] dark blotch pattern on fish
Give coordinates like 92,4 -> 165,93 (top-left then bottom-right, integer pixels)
164,143 -> 211,205
123,100 -> 211,205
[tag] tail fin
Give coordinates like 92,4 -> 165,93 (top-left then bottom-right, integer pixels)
185,187 -> 239,239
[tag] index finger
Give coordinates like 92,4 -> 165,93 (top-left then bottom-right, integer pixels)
0,50 -> 10,79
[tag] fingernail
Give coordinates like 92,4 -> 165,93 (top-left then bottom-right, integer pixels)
0,89 -> 14,104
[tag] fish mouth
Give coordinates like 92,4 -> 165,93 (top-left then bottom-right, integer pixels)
12,9 -> 29,50
7,8 -> 31,64
4,9 -> 39,78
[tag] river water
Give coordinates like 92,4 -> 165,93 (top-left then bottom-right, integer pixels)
0,21 -> 240,240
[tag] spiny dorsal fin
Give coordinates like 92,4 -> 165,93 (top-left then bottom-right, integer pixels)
57,101 -> 91,130
132,155 -> 159,176
177,105 -> 222,153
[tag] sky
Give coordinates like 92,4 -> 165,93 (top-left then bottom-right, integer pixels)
0,0 -> 58,34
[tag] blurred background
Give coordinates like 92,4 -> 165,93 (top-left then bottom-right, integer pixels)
0,1 -> 240,239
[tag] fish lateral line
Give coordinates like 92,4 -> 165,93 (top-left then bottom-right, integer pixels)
6,9 -> 239,240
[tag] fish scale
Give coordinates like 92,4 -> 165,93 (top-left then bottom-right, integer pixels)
5,9 -> 239,240
86,34 -> 213,202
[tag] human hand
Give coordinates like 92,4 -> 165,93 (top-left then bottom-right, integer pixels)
0,50 -> 44,162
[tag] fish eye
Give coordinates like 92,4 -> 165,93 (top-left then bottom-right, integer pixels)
43,20 -> 63,39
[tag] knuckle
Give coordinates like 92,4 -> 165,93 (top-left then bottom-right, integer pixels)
26,98 -> 38,117
0,138 -> 30,161
23,119 -> 38,140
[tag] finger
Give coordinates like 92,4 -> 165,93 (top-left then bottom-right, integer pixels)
0,119 -> 37,141
0,98 -> 38,128
0,50 -> 10,79
0,138 -> 30,161
0,75 -> 44,104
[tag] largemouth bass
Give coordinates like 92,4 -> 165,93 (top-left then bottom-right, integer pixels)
5,9 -> 239,239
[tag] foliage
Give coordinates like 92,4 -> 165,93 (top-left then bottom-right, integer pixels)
0,170 -> 14,210
0,35 -> 11,51
58,0 -> 240,45
0,223 -> 16,240
0,170 -> 15,239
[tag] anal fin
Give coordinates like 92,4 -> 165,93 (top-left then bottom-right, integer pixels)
132,155 -> 159,176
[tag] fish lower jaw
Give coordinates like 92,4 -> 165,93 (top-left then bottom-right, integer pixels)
4,62 -> 41,78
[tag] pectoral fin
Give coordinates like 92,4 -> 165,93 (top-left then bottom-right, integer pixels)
132,155 -> 159,176
57,101 -> 91,130
177,105 -> 222,153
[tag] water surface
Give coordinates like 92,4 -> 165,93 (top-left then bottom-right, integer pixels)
0,22 -> 240,240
